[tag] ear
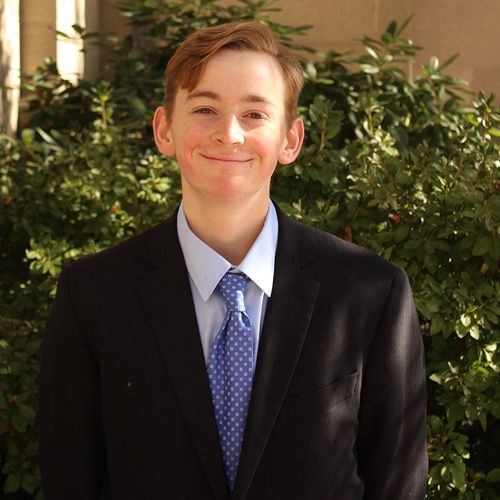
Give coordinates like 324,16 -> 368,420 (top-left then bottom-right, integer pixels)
153,106 -> 176,157
278,117 -> 304,165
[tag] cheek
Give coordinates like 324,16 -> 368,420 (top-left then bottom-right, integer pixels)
174,126 -> 206,163
251,129 -> 286,164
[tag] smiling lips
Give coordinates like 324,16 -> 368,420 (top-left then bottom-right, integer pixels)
200,153 -> 251,163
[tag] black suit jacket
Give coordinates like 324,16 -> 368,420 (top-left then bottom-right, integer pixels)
39,204 -> 427,499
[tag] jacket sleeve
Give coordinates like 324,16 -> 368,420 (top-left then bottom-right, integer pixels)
38,267 -> 106,499
356,267 -> 428,499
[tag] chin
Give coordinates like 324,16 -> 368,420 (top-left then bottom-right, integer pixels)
205,178 -> 251,197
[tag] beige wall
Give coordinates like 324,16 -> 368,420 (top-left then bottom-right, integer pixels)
271,0 -> 500,99
20,0 -> 56,73
99,0 -> 126,38
11,0 -> 500,101
98,0 -> 127,73
271,0 -> 411,55
411,0 -> 500,100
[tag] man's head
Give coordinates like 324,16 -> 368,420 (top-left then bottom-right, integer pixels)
163,21 -> 303,127
153,22 -> 305,206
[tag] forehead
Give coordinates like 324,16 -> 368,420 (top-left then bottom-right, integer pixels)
179,49 -> 287,106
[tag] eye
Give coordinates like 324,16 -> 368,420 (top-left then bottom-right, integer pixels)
246,111 -> 265,120
194,107 -> 215,115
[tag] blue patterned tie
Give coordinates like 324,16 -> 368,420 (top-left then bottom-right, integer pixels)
207,272 -> 254,492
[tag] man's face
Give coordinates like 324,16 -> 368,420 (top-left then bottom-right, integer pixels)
153,49 -> 303,205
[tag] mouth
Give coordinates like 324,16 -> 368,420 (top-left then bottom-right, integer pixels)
200,154 -> 251,163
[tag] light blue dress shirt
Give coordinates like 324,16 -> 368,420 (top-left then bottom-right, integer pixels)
177,201 -> 278,364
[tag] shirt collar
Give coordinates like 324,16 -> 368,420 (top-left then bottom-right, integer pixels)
177,201 -> 278,302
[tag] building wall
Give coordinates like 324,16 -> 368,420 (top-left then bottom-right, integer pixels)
271,0 -> 411,55
5,0 -> 500,117
411,0 -> 500,100
20,0 -> 56,73
270,0 -> 500,99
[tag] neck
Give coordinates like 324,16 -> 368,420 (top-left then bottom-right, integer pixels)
182,193 -> 270,265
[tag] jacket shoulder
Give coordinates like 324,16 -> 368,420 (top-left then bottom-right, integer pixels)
283,213 -> 399,278
65,215 -> 175,280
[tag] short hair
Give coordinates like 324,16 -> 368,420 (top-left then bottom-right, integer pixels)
163,21 -> 303,127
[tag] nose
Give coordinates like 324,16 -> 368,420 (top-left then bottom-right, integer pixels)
212,114 -> 244,145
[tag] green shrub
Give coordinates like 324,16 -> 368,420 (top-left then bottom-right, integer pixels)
0,317 -> 40,497
0,1 -> 499,497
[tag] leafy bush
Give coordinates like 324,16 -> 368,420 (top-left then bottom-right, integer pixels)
0,317 -> 40,497
0,0 -> 499,497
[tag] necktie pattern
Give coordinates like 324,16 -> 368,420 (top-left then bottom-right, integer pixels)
207,272 -> 254,492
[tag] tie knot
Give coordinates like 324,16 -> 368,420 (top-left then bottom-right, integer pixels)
218,272 -> 248,312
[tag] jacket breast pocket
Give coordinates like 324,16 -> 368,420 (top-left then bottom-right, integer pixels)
285,371 -> 358,421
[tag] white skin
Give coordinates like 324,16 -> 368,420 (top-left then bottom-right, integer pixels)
153,49 -> 304,264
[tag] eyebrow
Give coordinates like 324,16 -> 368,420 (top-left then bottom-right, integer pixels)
186,90 -> 275,106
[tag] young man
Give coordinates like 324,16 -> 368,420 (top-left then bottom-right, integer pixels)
39,21 -> 427,499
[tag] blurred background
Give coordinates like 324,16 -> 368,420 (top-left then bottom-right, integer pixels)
2,0 -> 500,135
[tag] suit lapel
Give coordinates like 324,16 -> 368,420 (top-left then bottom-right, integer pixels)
135,215 -> 229,500
233,208 -> 320,499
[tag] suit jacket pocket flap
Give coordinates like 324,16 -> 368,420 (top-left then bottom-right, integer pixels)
286,371 -> 358,421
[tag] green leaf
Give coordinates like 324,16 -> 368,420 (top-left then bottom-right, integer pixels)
450,459 -> 467,492
21,128 -> 35,145
21,470 -> 37,494
429,56 -> 439,71
428,414 -> 444,433
130,96 -> 147,117
393,224 -> 410,242
385,20 -> 397,36
478,411 -> 487,431
55,30 -> 73,40
440,53 -> 460,70
460,314 -> 471,327
486,468 -> 500,483
365,46 -> 379,60
428,465 -> 441,485
448,403 -> 466,424
360,64 -> 380,74
12,413 -> 27,433
469,325 -> 480,340
395,15 -> 414,36
472,237 -> 492,256
18,404 -> 36,422
4,471 -> 21,493
430,316 -> 444,335
440,463 -> 450,481
35,127 -> 57,144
